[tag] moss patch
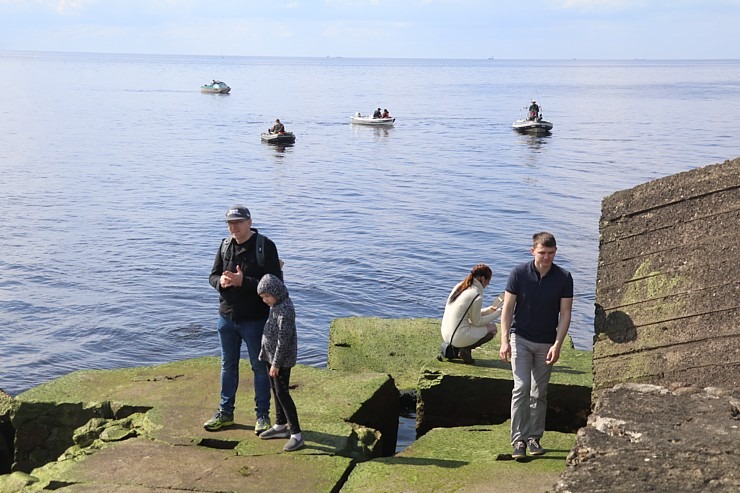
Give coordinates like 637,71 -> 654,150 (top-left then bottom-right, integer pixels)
7,358 -> 398,491
328,317 -> 442,391
328,317 -> 592,391
342,421 -> 576,493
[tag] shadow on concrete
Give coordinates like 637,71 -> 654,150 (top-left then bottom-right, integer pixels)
594,304 -> 637,343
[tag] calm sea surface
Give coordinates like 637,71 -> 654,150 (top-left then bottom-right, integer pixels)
1,52 -> 739,396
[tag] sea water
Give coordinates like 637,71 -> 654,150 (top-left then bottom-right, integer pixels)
1,52 -> 739,395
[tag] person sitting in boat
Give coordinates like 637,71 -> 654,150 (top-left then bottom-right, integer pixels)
270,119 -> 285,134
373,108 -> 382,118
528,100 -> 540,121
382,109 -> 391,118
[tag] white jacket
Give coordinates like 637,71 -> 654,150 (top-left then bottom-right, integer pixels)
441,279 -> 501,348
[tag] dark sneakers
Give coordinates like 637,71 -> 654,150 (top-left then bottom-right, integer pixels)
527,438 -> 545,456
203,411 -> 234,431
512,440 -> 527,460
458,348 -> 475,365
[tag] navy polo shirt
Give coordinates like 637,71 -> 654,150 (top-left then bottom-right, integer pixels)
505,260 -> 573,344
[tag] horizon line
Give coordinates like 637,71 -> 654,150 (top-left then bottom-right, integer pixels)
1,49 -> 737,62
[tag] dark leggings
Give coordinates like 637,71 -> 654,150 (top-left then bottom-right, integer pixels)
270,367 -> 301,435
459,331 -> 494,350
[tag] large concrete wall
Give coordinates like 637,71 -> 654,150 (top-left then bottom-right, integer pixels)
592,158 -> 740,396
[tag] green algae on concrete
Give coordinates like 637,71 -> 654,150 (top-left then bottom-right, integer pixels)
328,317 -> 442,391
424,332 -> 592,386
326,317 -> 592,439
4,357 -> 399,491
0,390 -> 14,476
328,317 -> 591,390
417,332 -> 592,436
341,421 -> 576,493
16,359 -> 397,456
5,437 -> 354,493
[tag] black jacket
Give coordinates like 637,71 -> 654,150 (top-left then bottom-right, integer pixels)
209,229 -> 282,321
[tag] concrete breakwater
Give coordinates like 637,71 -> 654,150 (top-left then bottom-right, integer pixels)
0,319 -> 592,492
554,157 -> 740,492
1,158 -> 738,492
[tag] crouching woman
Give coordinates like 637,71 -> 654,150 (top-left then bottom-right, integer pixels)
440,264 -> 501,365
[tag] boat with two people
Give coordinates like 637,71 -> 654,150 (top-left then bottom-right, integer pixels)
512,99 -> 553,134
351,108 -> 395,126
200,80 -> 231,94
261,118 -> 296,144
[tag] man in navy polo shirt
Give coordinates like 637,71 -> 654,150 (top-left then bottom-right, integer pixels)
499,232 -> 573,460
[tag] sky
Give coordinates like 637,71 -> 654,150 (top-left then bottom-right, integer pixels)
0,0 -> 738,59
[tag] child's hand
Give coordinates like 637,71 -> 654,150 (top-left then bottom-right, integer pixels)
269,366 -> 280,377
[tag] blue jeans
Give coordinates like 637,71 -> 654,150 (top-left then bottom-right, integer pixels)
510,333 -> 553,444
217,315 -> 270,418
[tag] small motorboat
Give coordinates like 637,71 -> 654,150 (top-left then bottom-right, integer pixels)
512,117 -> 553,135
350,112 -> 395,126
261,131 -> 296,144
201,80 -> 231,94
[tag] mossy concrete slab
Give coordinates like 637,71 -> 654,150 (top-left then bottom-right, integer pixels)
5,438 -> 352,493
0,390 -> 13,475
328,317 -> 591,386
327,317 -> 592,437
328,317 -> 441,391
418,333 -> 592,436
342,421 -> 576,493
6,357 -> 398,490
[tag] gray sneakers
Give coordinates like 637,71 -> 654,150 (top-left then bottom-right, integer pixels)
259,426 -> 290,440
283,435 -> 304,452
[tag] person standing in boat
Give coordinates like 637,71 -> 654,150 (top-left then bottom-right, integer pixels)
440,264 -> 502,365
528,100 -> 540,121
270,119 -> 285,134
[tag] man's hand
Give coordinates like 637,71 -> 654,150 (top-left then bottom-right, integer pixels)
220,265 -> 244,288
545,345 -> 561,365
499,340 -> 511,363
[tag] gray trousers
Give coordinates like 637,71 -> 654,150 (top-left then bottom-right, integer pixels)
510,333 -> 553,444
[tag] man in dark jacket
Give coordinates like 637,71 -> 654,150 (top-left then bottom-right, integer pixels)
203,205 -> 282,435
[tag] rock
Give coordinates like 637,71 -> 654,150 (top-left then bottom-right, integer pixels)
552,383 -> 740,492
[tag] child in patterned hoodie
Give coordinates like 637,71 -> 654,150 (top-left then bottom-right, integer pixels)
256,274 -> 303,451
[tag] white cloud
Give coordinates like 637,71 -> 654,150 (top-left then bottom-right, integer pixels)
53,0 -> 96,15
